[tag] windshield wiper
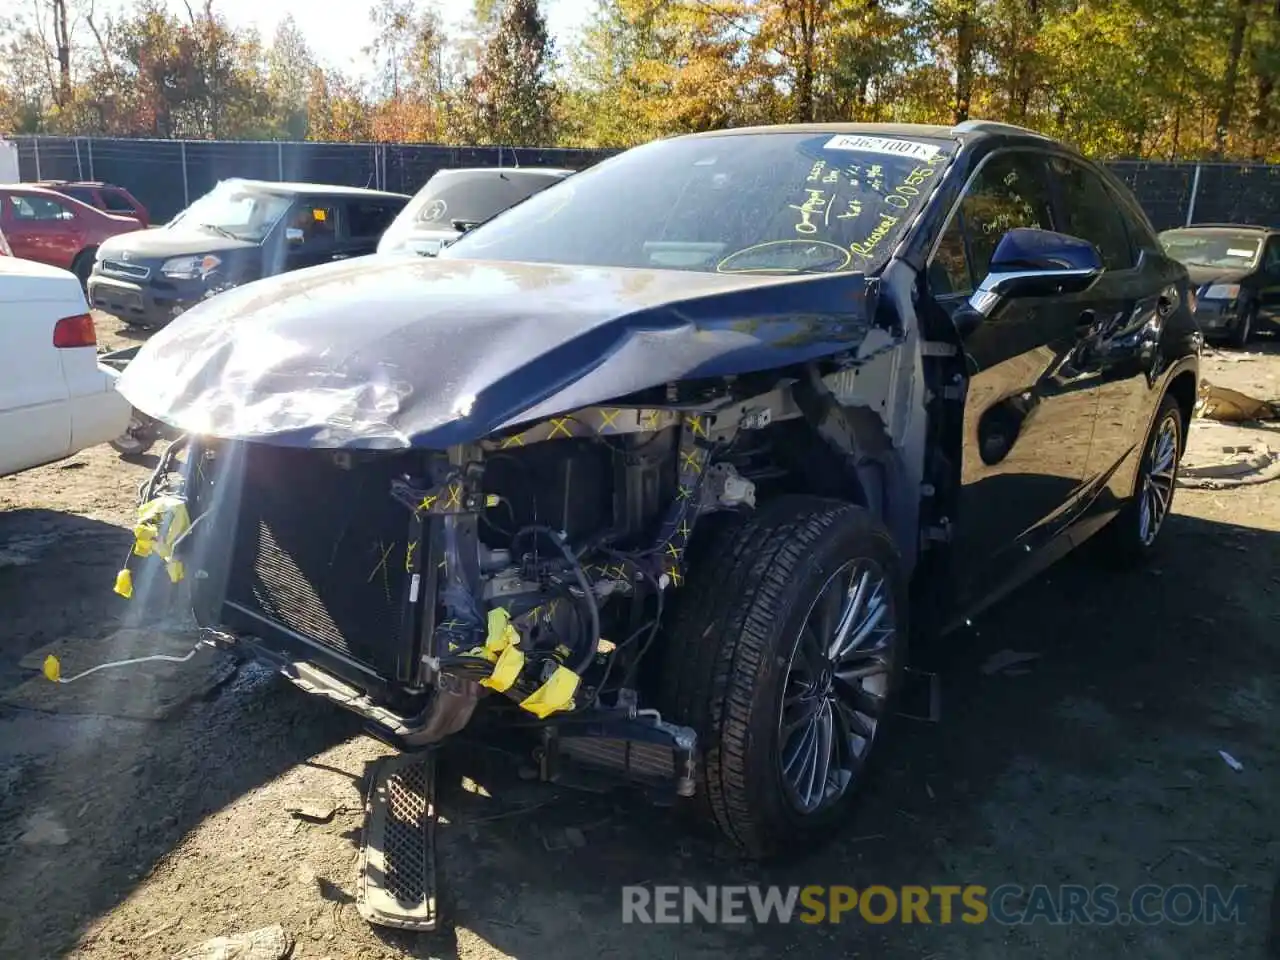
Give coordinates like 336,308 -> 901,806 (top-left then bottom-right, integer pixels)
198,223 -> 240,241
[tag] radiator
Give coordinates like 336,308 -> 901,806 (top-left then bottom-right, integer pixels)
225,444 -> 416,678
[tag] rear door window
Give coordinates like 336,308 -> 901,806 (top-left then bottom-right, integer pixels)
285,201 -> 340,255
103,189 -> 138,214
1048,156 -> 1135,271
958,152 -> 1056,275
346,201 -> 401,240
62,187 -> 101,208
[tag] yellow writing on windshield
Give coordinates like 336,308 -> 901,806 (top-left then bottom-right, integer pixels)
808,161 -> 826,181
837,199 -> 863,221
850,212 -> 900,258
791,188 -> 829,235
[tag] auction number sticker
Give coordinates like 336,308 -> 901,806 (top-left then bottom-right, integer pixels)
823,134 -> 941,162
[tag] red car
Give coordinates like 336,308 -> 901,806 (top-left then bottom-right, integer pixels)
33,180 -> 151,227
0,185 -> 142,284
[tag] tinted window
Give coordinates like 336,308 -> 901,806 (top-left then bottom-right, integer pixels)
347,200 -> 401,239
8,195 -> 74,221
1104,180 -> 1160,253
103,190 -> 137,213
411,170 -> 566,228
62,187 -> 100,207
1264,237 -> 1280,273
287,202 -> 338,244
443,134 -> 957,275
1048,156 -> 1134,270
930,214 -> 973,296
959,152 -> 1055,275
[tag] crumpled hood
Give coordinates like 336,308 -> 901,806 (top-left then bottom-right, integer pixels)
117,255 -> 879,449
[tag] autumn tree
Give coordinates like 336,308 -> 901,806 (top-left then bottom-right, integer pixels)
266,16 -> 315,139
449,0 -> 556,145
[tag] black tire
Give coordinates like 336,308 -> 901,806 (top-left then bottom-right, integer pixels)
71,247 -> 96,289
1230,304 -> 1256,348
1096,393 -> 1184,565
109,413 -> 158,457
660,495 -> 908,860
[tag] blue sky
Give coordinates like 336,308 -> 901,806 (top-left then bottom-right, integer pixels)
98,0 -> 595,77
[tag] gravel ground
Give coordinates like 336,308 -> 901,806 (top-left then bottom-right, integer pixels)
1,315 -> 1278,960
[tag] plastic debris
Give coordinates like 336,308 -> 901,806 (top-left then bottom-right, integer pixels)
284,798 -> 338,823
1218,750 -> 1244,772
172,924 -> 294,960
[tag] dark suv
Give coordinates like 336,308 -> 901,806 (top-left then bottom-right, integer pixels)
116,121 -> 1198,868
1158,223 -> 1280,346
88,179 -> 408,328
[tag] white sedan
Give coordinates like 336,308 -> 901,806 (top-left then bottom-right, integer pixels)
0,256 -> 131,477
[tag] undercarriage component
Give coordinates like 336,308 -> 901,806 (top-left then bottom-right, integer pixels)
357,752 -> 438,931
542,712 -> 698,800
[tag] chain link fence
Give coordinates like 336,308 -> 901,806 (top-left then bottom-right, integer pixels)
9,135 -> 1280,231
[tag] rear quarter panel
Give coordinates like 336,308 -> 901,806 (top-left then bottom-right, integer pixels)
0,283 -> 76,475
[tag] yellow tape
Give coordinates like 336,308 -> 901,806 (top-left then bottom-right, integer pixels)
480,643 -> 525,693
119,496 -> 192,592
43,655 -> 61,682
486,607 -> 519,657
519,664 -> 580,718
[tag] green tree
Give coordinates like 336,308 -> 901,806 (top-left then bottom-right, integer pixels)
449,0 -> 556,145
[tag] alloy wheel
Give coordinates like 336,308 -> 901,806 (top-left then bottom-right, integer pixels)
777,558 -> 899,816
1138,414 -> 1179,546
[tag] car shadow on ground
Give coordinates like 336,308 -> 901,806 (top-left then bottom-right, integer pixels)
1,509 -> 1277,959
381,510 -> 1280,959
0,508 -> 361,958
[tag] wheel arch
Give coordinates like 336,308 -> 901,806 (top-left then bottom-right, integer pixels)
1164,368 -> 1198,450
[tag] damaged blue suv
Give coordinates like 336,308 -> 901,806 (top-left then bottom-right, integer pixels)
113,122 -> 1199,869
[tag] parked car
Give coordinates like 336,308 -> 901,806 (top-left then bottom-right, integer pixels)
115,122 -> 1198,864
0,184 -> 142,285
88,178 -> 409,329
377,166 -> 573,256
1158,223 -> 1280,346
33,179 -> 151,227
0,256 -> 130,478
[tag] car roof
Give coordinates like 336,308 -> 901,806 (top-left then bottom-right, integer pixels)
438,167 -> 574,177
679,119 -> 1053,144
222,178 -> 409,200
1168,223 -> 1276,233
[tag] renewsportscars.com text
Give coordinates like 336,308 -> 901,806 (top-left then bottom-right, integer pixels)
621,884 -> 1247,926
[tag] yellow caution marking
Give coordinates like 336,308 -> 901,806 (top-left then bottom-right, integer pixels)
519,665 -> 580,718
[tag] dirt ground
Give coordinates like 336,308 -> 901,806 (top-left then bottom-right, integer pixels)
1,314 -> 1279,960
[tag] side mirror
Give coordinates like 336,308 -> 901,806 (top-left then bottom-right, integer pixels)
969,228 -> 1103,318
286,226 -> 305,244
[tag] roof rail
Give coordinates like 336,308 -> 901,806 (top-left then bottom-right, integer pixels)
951,119 -> 1051,139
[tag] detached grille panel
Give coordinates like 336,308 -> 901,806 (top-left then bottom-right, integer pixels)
227,445 -> 415,678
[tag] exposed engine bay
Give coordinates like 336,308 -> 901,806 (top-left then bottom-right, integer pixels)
120,345 -> 939,801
